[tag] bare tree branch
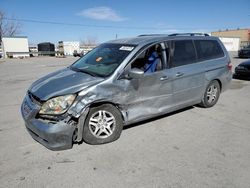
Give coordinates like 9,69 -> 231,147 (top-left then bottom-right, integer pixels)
0,10 -> 21,42
81,36 -> 98,46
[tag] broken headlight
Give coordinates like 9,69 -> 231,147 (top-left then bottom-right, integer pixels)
39,94 -> 76,115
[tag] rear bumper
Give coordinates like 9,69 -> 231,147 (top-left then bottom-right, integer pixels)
220,71 -> 233,92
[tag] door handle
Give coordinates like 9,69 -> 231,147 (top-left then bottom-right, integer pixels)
160,76 -> 169,81
176,72 -> 184,77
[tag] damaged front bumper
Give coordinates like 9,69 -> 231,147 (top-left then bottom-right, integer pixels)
24,119 -> 75,151
21,94 -> 76,151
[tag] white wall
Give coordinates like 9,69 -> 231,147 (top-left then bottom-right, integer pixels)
2,37 -> 29,58
219,37 -> 240,51
62,41 -> 80,56
80,45 -> 96,55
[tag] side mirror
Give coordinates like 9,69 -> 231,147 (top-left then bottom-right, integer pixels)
128,68 -> 144,79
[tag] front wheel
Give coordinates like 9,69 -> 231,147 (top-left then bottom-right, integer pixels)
200,80 -> 221,108
82,104 -> 123,145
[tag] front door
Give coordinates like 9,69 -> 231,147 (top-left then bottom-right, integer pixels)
122,43 -> 174,122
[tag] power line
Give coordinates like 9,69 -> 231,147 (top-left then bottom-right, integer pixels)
4,17 -> 248,32
3,17 -> 218,31
3,17 -> 164,30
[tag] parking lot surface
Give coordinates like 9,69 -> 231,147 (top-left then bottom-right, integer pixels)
0,53 -> 250,188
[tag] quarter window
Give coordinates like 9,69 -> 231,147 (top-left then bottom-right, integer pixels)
194,40 -> 224,61
171,40 -> 196,67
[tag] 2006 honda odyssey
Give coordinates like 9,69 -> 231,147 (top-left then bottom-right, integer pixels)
21,33 -> 232,150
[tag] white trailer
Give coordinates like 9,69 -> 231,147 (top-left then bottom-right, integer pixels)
2,36 -> 29,58
58,41 -> 80,56
219,37 -> 240,51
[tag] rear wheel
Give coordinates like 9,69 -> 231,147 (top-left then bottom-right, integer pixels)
83,104 -> 123,145
200,80 -> 220,108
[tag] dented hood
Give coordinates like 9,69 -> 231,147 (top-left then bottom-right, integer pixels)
29,68 -> 104,101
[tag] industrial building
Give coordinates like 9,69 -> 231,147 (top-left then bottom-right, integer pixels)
218,37 -> 240,51
58,41 -> 80,56
211,29 -> 250,49
80,45 -> 96,55
1,36 -> 29,58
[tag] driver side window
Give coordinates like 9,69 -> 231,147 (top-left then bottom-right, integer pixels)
131,44 -> 166,74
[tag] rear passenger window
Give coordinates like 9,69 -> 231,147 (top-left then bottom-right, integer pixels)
195,40 -> 224,61
171,40 -> 196,67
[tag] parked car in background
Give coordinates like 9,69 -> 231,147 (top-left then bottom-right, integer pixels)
73,50 -> 84,57
21,33 -> 232,150
238,45 -> 250,58
234,60 -> 250,78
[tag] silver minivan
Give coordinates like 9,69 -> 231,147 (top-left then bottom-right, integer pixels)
21,33 -> 232,150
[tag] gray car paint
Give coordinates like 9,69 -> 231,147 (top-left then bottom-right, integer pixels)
29,68 -> 104,101
21,35 -> 232,150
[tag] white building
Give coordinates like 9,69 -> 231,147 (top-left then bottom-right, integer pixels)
219,37 -> 240,51
1,36 -> 29,58
58,41 -> 80,56
80,45 -> 96,55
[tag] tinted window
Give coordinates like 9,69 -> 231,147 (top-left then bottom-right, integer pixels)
195,40 -> 224,61
171,40 -> 196,67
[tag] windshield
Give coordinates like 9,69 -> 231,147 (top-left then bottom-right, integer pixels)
71,43 -> 135,77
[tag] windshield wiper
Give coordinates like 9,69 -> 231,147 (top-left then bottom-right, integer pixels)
70,66 -> 103,77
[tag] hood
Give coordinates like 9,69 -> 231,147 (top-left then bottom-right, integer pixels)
239,60 -> 250,69
29,68 -> 104,101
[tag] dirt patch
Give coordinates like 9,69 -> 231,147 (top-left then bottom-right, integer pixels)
229,80 -> 248,90
56,158 -> 75,163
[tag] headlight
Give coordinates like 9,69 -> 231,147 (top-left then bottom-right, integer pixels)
39,94 -> 76,115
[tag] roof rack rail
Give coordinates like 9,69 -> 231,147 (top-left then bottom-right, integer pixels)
137,34 -> 166,37
168,33 -> 210,37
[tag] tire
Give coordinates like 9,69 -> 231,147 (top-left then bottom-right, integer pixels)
83,104 -> 123,145
200,80 -> 221,108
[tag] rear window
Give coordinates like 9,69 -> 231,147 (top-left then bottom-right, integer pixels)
171,40 -> 196,67
194,40 -> 224,61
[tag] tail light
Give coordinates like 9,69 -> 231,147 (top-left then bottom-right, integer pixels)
227,61 -> 232,71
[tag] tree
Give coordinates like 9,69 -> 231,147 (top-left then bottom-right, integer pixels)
81,36 -> 98,46
0,11 -> 21,42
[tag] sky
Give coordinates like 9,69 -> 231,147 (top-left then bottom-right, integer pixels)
0,0 -> 250,45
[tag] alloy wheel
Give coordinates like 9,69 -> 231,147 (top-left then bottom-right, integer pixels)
88,110 -> 116,139
206,85 -> 218,104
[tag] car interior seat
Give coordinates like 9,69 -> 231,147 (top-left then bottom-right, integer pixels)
144,52 -> 160,73
144,45 -> 163,73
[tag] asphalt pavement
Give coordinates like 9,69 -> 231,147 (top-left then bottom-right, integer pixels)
0,53 -> 249,188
